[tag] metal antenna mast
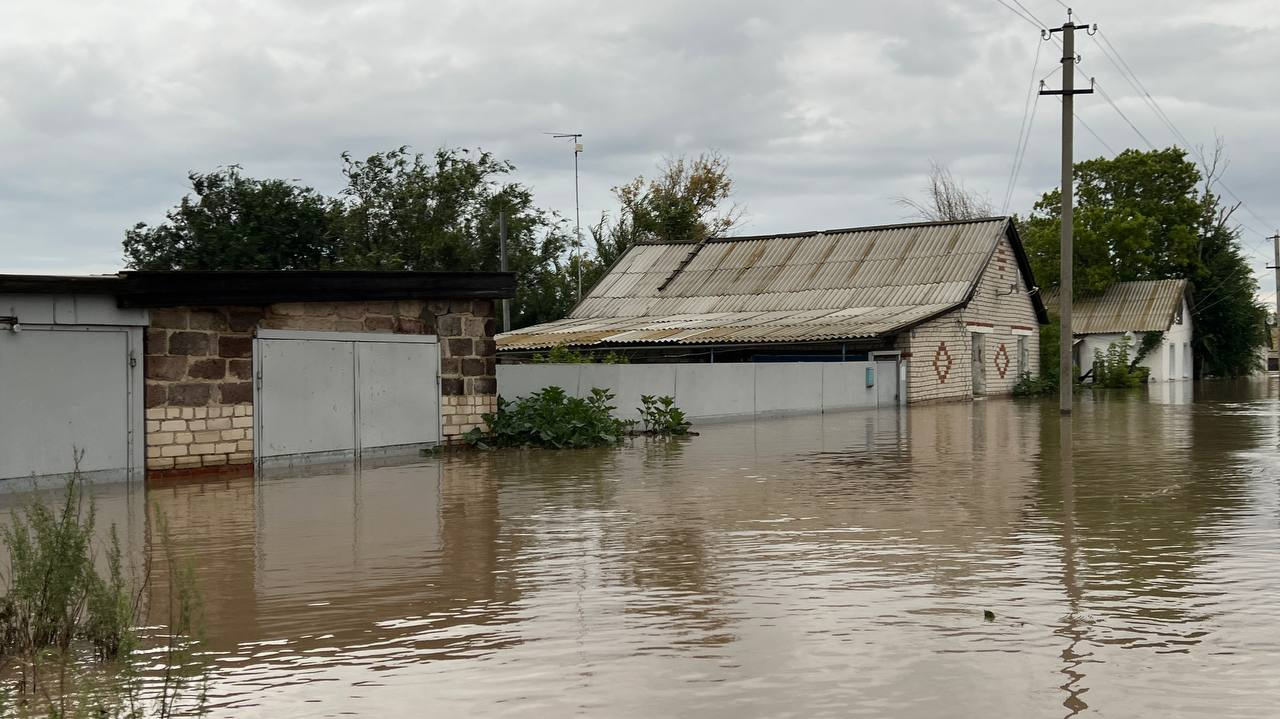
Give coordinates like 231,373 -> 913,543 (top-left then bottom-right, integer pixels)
546,132 -> 584,301
1040,9 -> 1096,415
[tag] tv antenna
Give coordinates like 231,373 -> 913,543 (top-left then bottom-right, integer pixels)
545,132 -> 584,302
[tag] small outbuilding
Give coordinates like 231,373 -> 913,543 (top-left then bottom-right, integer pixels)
1044,279 -> 1192,382
499,217 -> 1049,409
0,271 -> 512,482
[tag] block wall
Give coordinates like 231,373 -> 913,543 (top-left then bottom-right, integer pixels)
145,299 -> 496,472
897,235 -> 1042,404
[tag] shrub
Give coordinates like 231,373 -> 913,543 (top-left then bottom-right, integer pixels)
0,472 -> 208,717
529,345 -> 630,364
1092,337 -> 1146,388
638,395 -> 691,435
1011,372 -> 1057,397
530,345 -> 592,364
466,386 -> 631,448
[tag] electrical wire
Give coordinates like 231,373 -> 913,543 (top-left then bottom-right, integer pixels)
994,0 -> 1048,31
1074,110 -> 1116,156
1002,39 -> 1045,213
1007,0 -> 1050,28
1089,29 -> 1277,239
1092,81 -> 1157,150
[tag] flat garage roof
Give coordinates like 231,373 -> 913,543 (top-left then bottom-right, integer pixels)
0,271 -> 515,307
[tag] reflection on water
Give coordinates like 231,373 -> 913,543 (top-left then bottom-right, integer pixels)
10,378 -> 1279,717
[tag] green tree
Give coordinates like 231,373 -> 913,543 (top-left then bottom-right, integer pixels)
329,147 -> 570,327
581,151 -> 744,295
124,148 -> 573,329
1020,146 -> 1266,377
615,151 -> 744,245
123,166 -> 338,270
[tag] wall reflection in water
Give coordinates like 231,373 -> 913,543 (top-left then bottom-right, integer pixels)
5,381 -> 1275,718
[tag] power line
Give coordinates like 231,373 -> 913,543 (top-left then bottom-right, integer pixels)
1087,29 -> 1277,236
1007,0 -> 1049,28
1003,39 -> 1045,213
1074,110 -> 1116,156
1092,81 -> 1157,150
994,0 -> 1048,31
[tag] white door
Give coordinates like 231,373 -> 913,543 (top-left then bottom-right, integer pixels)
875,357 -> 899,407
255,330 -> 440,467
971,334 -> 986,396
0,327 -> 140,481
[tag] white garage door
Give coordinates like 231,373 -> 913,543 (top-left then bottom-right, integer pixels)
0,326 -> 141,482
254,330 -> 440,468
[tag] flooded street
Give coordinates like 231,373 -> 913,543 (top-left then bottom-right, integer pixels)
35,379 -> 1280,717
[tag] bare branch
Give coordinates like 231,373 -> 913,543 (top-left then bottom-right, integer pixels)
896,160 -> 994,222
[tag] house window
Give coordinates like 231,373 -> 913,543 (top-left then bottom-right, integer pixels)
1017,337 -> 1029,377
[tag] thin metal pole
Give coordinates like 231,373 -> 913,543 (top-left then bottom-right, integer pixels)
574,143 -> 583,301
499,211 -> 511,333
1058,21 -> 1076,415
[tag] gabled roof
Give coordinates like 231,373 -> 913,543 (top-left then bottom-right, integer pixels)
1042,279 -> 1188,334
499,217 -> 1047,350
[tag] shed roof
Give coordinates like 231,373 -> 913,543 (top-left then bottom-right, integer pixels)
500,217 -> 1047,350
1042,279 -> 1188,334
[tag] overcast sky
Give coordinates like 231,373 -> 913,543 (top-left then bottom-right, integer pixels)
2,0 -> 1276,306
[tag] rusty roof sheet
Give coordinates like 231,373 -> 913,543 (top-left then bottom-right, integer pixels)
1042,279 -> 1188,334
500,217 -> 1036,350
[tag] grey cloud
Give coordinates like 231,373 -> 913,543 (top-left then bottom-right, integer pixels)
0,0 -> 1275,302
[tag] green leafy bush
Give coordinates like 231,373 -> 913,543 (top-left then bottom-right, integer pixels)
638,395 -> 691,435
1092,337 -> 1146,388
529,345 -> 630,364
0,473 -> 208,717
1011,372 -> 1058,397
1,476 -> 133,661
466,386 -> 630,448
530,345 -> 592,364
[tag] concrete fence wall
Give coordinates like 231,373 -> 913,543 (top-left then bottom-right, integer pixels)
496,361 -> 896,421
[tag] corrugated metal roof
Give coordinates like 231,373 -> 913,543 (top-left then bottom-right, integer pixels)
1042,279 -> 1188,334
500,217 -> 1029,350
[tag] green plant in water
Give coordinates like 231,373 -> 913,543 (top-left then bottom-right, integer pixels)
465,386 -> 631,449
1092,337 -> 1147,388
1,475 -> 133,663
0,469 -> 207,718
638,395 -> 691,435
1011,371 -> 1058,398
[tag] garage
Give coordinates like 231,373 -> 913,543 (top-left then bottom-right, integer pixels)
0,285 -> 147,482
254,330 -> 441,469
2,270 -> 513,481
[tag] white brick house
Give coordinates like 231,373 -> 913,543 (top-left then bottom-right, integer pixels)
499,217 -> 1049,404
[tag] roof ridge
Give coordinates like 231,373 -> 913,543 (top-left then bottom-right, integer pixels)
632,216 -> 1010,246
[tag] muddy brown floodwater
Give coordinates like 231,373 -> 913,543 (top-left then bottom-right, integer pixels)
15,378 -> 1280,717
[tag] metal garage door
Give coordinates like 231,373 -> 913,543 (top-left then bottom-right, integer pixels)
254,330 -> 440,469
0,327 -> 140,482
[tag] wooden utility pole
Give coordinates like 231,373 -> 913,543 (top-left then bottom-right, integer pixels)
1270,232 -> 1279,335
1040,12 -> 1095,414
1269,233 -> 1279,372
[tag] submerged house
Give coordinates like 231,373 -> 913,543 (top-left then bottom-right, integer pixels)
1044,279 -> 1192,382
499,217 -> 1049,407
0,271 -> 512,483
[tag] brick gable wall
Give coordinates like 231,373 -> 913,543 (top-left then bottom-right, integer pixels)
896,235 -> 1041,403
